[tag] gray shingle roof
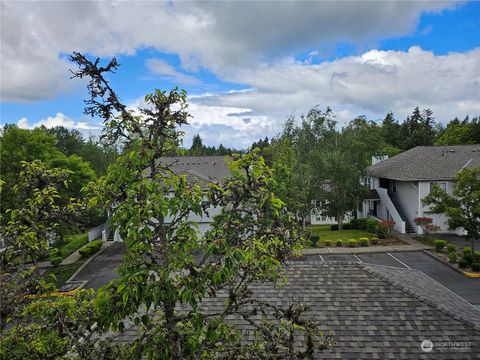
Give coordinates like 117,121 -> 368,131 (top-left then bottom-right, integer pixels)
368,145 -> 480,181
111,262 -> 480,358
156,156 -> 231,187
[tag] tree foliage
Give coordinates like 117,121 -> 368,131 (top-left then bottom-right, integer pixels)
422,167 -> 480,253
0,160 -> 81,332
0,125 -> 99,220
186,133 -> 239,156
68,52 -> 331,358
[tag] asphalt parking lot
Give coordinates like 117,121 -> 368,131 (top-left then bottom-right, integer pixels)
73,243 -> 480,307
314,251 -> 480,305
72,242 -> 125,290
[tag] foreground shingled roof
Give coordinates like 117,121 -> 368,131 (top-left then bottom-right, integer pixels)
156,156 -> 231,187
368,144 -> 480,181
112,262 -> 480,358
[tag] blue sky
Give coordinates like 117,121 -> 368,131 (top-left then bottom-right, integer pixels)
1,1 -> 479,148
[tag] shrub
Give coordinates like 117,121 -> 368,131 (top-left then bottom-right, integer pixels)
463,247 -> 472,256
474,252 -> 480,263
448,252 -> 457,264
463,253 -> 473,264
366,219 -> 378,233
357,218 -> 368,230
309,234 -> 320,247
336,239 -> 343,247
342,223 -> 352,230
446,243 -> 457,254
370,237 -> 379,245
434,240 -> 446,252
378,220 -> 395,235
348,239 -> 356,248
50,256 -> 63,267
330,224 -> 339,231
309,234 -> 320,242
324,240 -> 332,247
79,240 -> 103,258
472,263 -> 480,272
458,259 -> 468,269
375,226 -> 388,239
359,238 -> 369,247
350,218 -> 360,229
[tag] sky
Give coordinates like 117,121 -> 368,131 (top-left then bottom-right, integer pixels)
1,1 -> 479,149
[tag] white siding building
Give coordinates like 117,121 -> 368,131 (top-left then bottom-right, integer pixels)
358,145 -> 480,234
104,156 -> 231,242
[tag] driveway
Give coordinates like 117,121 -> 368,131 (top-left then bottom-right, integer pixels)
72,242 -> 125,290
301,251 -> 480,306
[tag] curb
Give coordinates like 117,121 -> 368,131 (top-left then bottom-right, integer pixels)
65,241 -> 114,284
422,250 -> 480,278
464,272 -> 480,278
301,246 -> 430,255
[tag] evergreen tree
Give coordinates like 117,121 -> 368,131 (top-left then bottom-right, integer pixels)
189,134 -> 205,155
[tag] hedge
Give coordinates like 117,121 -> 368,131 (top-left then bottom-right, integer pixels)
79,240 -> 103,259
434,240 -> 446,252
50,256 -> 63,268
359,238 -> 369,247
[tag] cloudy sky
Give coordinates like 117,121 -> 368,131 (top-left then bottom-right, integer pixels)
1,1 -> 479,148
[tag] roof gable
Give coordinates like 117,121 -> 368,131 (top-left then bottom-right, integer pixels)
156,156 -> 231,187
369,145 -> 480,181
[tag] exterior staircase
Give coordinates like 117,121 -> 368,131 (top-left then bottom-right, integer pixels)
107,230 -> 114,241
388,193 -> 415,233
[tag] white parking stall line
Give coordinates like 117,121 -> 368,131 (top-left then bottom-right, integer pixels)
318,254 -> 325,262
387,253 -> 411,269
353,255 -> 363,264
327,247 -> 333,253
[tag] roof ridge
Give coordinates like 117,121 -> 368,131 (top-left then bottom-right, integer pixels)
363,265 -> 480,331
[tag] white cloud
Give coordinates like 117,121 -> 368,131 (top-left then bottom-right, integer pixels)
186,47 -> 480,147
145,58 -> 200,85
17,112 -> 101,131
1,1 -> 458,102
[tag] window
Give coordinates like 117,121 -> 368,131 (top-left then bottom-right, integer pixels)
430,182 -> 447,193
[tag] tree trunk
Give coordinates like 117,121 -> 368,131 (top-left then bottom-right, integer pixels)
164,301 -> 181,359
337,215 -> 343,230
472,237 -> 475,261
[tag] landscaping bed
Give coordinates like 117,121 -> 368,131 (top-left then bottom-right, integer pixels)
424,238 -> 480,276
54,232 -> 89,259
42,262 -> 85,289
306,220 -> 406,249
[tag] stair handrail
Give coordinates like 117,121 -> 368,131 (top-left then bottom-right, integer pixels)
102,219 -> 111,242
376,187 -> 406,233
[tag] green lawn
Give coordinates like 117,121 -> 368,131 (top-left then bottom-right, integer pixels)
55,232 -> 89,259
308,225 -> 376,242
42,262 -> 84,289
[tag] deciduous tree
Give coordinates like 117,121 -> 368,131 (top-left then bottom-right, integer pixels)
422,168 -> 480,254
70,52 -> 331,358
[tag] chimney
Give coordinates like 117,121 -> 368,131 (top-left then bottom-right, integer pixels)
372,155 -> 388,165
